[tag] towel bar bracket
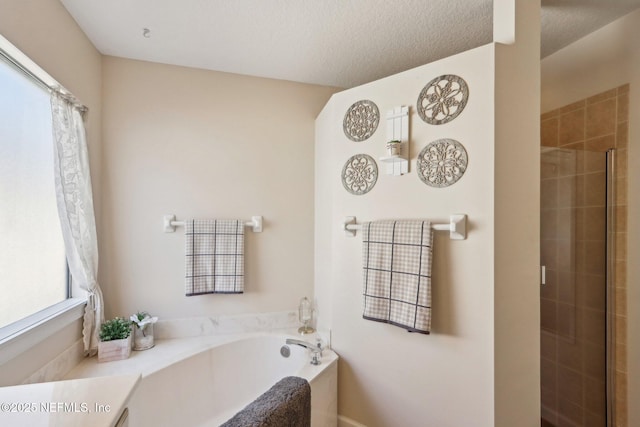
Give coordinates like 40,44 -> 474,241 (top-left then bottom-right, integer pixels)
163,214 -> 177,233
343,216 -> 357,237
342,214 -> 467,240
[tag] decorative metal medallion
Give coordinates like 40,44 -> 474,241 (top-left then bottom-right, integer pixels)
341,154 -> 378,195
416,139 -> 468,188
343,100 -> 380,141
417,75 -> 469,125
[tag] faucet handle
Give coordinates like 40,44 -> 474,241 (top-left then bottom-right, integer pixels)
311,339 -> 323,366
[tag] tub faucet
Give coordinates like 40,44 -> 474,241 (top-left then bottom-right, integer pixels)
285,338 -> 323,365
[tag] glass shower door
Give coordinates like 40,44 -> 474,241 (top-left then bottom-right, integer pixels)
540,147 -> 609,427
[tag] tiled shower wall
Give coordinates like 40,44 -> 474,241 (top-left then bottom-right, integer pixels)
540,85 -> 629,427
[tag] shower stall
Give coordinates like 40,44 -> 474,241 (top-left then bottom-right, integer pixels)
540,147 -> 615,427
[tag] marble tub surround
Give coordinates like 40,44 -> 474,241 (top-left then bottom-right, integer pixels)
64,312 -> 332,381
21,311 -> 329,387
153,310 -> 307,339
0,374 -> 140,427
21,339 -> 85,386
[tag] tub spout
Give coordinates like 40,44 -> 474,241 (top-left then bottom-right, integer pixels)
285,338 -> 323,365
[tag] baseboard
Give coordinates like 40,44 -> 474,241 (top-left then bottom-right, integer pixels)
338,415 -> 368,427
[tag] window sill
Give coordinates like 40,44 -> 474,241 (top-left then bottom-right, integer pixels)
0,298 -> 86,365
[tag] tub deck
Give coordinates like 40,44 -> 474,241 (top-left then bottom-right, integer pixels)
64,330 -> 338,427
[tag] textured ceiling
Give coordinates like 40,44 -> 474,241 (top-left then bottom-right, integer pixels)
59,0 -> 640,88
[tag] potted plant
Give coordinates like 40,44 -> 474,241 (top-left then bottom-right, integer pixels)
130,311 -> 158,350
98,317 -> 132,362
386,140 -> 402,156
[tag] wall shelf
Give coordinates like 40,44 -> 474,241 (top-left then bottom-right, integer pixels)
379,155 -> 408,175
384,106 -> 409,176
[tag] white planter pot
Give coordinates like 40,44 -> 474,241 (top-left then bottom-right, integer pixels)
98,335 -> 132,362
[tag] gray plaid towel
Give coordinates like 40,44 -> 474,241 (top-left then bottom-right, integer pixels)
185,219 -> 244,295
362,220 -> 433,333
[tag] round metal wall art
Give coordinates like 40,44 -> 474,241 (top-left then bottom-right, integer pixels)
416,139 -> 468,188
343,100 -> 380,142
417,75 -> 469,125
341,154 -> 378,195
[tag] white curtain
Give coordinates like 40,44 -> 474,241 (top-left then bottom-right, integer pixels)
51,93 -> 104,356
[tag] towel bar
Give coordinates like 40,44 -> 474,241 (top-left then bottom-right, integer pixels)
342,215 -> 466,240
163,214 -> 263,233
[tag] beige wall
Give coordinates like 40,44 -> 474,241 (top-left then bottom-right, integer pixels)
315,2 -> 540,425
315,45 -> 497,427
492,0 -> 541,422
100,56 -> 338,319
0,0 -> 102,384
541,10 -> 640,427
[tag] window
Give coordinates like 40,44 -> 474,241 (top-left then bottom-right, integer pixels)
0,52 -> 69,330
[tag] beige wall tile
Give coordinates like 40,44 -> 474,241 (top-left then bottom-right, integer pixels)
580,308 -> 606,345
585,134 -> 615,151
616,121 -> 628,148
541,209 -> 559,239
615,232 -> 627,261
615,286 -> 627,317
558,366 -> 584,404
558,271 -> 576,304
542,178 -> 559,208
541,331 -> 558,360
582,206 -> 606,241
581,274 -> 606,311
583,240 -> 606,275
542,109 -> 560,121
558,398 -> 584,425
585,98 -> 616,138
583,172 -> 606,207
583,342 -> 606,382
584,411 -> 606,427
558,99 -> 586,115
557,303 -> 577,338
615,261 -> 627,287
616,315 -> 627,346
587,88 -> 617,104
615,177 -> 627,206
542,268 -> 559,300
617,92 -> 629,123
542,118 -> 559,147
541,298 -> 558,332
559,108 -> 585,145
541,356 -> 558,390
615,149 -> 628,178
616,342 -> 627,373
615,397 -> 628,427
616,371 -> 628,407
615,205 -> 627,232
557,338 -> 582,369
617,83 -> 630,94
557,176 -> 576,208
542,239 -> 559,270
581,150 -> 606,173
